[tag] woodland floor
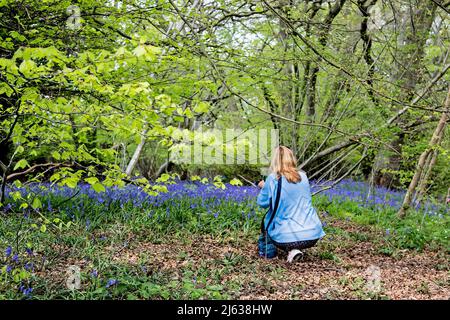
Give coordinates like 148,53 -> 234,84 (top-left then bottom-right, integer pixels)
41,217 -> 449,300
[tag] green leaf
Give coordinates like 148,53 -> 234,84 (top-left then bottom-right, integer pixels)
52,151 -> 61,160
40,224 -> 47,233
92,182 -> 106,193
132,45 -> 146,57
85,177 -> 99,185
64,176 -> 79,189
193,101 -> 209,113
184,107 -> 193,118
18,59 -> 36,76
229,178 -> 242,186
32,197 -> 42,210
156,173 -> 170,183
13,159 -> 29,171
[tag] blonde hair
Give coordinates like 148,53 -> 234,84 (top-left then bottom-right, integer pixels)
269,146 -> 301,183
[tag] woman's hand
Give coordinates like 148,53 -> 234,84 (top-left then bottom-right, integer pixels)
258,180 -> 265,189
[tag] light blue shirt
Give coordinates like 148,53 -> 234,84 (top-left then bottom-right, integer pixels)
257,171 -> 325,243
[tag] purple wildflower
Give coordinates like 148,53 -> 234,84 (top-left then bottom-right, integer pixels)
20,286 -> 33,297
24,262 -> 33,271
106,279 -> 118,288
5,246 -> 12,258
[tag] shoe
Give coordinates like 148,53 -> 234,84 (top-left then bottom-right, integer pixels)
287,249 -> 303,263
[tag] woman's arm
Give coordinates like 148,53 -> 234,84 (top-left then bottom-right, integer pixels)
257,175 -> 273,208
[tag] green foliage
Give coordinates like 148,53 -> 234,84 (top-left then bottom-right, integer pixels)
314,195 -> 449,251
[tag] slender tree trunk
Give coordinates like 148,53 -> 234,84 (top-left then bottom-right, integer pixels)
357,0 -> 378,104
413,143 -> 440,208
305,0 -> 347,121
0,162 -> 8,205
125,126 -> 148,177
398,85 -> 450,218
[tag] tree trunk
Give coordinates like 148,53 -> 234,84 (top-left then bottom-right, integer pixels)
125,126 -> 148,177
305,0 -> 347,121
413,143 -> 440,208
357,0 -> 378,104
397,85 -> 450,218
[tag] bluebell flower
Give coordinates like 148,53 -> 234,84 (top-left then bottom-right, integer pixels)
12,254 -> 19,263
22,287 -> 33,297
26,248 -> 33,256
5,246 -> 12,258
26,287 -> 33,296
24,262 -> 33,271
6,265 -> 12,273
91,269 -> 98,278
106,279 -> 118,288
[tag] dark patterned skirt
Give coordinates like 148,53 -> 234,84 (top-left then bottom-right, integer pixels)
272,239 -> 319,251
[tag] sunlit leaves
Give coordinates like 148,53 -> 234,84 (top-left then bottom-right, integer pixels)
229,178 -> 242,186
213,176 -> 226,190
193,101 -> 209,113
18,60 -> 37,77
156,173 -> 171,183
84,177 -> 106,193
13,159 -> 29,171
132,44 -> 161,61
31,197 -> 42,210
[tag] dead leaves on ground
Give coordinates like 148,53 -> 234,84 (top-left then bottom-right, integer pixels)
41,218 -> 448,299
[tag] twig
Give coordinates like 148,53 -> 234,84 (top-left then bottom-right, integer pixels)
237,175 -> 258,188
